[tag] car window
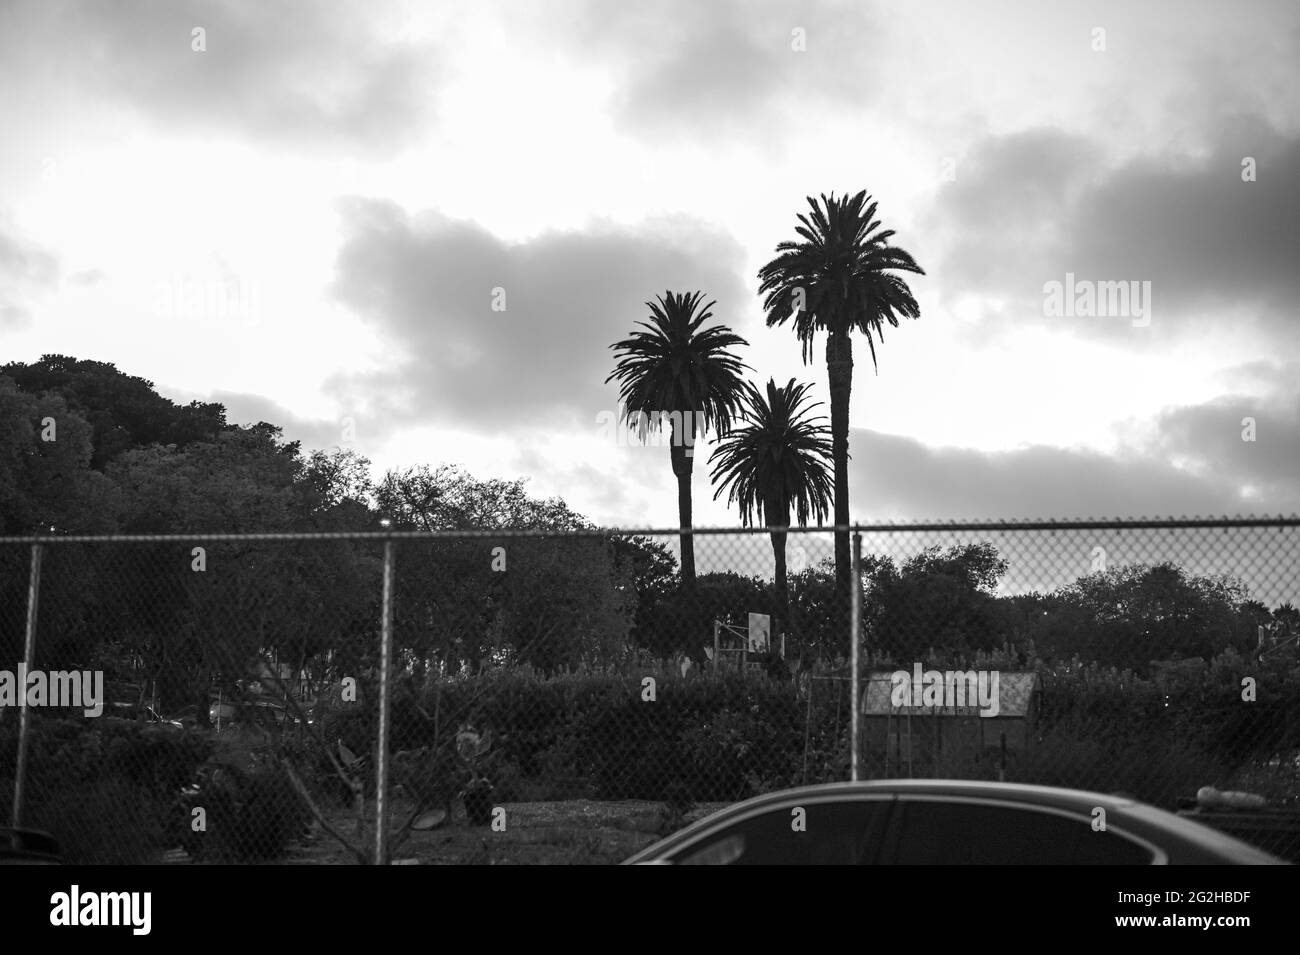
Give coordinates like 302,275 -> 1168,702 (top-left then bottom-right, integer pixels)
669,798 -> 893,865
890,799 -> 1154,864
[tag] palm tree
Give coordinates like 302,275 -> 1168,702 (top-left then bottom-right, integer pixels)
757,190 -> 924,625
709,378 -> 834,648
606,290 -> 750,587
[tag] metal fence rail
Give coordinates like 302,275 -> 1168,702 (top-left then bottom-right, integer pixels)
2,516 -> 1297,863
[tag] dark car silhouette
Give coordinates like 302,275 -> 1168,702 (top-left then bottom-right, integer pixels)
624,780 -> 1289,865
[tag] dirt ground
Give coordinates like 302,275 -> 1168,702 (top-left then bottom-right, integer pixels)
279,798 -> 720,865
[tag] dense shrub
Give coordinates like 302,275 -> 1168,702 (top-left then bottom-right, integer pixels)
0,714 -> 212,863
177,761 -> 312,862
1008,724 -> 1232,808
227,766 -> 312,860
356,649 -> 1300,809
25,777 -> 169,864
398,666 -> 819,802
6,640 -> 1293,864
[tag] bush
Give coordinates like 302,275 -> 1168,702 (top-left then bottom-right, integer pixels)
25,777 -> 169,864
182,762 -> 312,861
1008,722 -> 1232,808
231,766 -> 312,860
0,715 -> 213,863
405,665 -> 813,802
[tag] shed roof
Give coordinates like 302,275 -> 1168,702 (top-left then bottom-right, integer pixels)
862,669 -> 1039,718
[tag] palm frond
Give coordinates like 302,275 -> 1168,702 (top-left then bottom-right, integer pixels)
756,190 -> 925,371
708,377 -> 834,529
606,290 -> 751,443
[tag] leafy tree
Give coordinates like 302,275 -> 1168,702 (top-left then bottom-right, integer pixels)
492,537 -> 635,672
641,570 -> 774,661
1,355 -> 227,468
108,425 -> 301,534
758,192 -> 924,633
786,562 -> 838,659
374,464 -> 636,673
611,535 -> 679,650
100,425 -> 307,711
862,543 -> 1011,661
374,463 -> 588,532
297,447 -> 375,515
0,376 -> 120,536
606,291 -> 750,588
1043,563 -> 1251,673
0,378 -> 121,667
901,542 -> 1009,594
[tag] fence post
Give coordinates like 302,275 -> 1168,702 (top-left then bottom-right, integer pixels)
373,537 -> 395,865
11,542 -> 44,830
850,530 -> 861,782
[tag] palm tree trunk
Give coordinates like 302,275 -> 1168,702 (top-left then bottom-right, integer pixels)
670,435 -> 695,587
769,500 -> 790,654
826,329 -> 854,643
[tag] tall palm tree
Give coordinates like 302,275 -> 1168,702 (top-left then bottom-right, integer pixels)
709,378 -> 834,648
757,190 -> 924,625
606,290 -> 750,587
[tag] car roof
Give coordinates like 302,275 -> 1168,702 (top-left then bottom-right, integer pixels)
672,779 -> 1151,816
623,779 -> 1287,864
801,778 -> 1139,805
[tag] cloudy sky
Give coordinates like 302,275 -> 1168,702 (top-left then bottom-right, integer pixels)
2,0 -> 1298,534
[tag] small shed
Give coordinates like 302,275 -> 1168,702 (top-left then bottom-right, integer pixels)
861,669 -> 1040,777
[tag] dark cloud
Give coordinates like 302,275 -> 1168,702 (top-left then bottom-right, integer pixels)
1216,359 -> 1300,397
163,386 -> 346,456
847,389 -> 1300,521
927,117 -> 1300,344
214,391 -> 348,454
0,218 -> 59,328
941,128 -> 1102,232
1151,393 -> 1300,502
326,198 -> 751,435
510,445 -> 660,527
0,0 -> 436,155
563,0 -> 887,143
1069,115 -> 1299,328
843,388 -> 1299,603
0,304 -> 30,327
0,222 -> 58,286
1158,5 -> 1300,140
924,128 -> 1100,291
850,430 -> 1224,521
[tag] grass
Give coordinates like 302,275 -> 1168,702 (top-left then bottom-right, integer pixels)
272,797 -> 722,865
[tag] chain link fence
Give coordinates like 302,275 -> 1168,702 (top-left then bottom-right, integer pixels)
2,517 -> 1298,863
